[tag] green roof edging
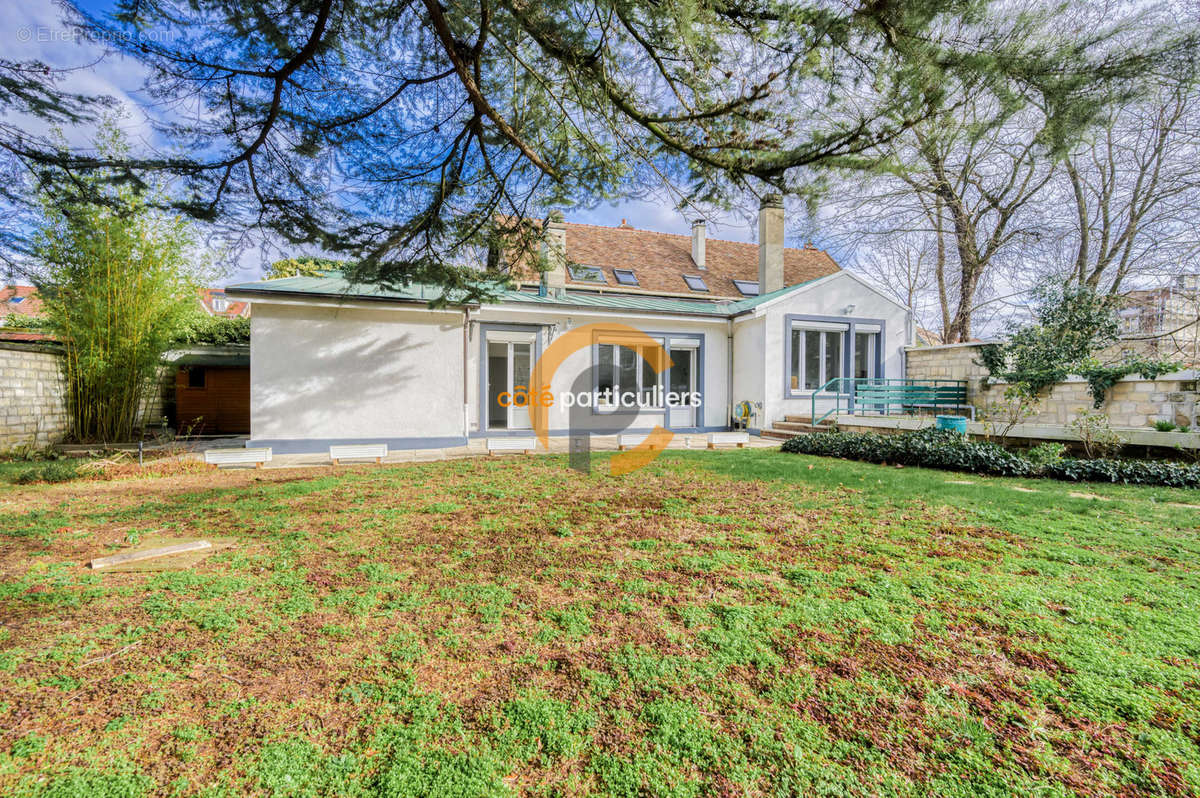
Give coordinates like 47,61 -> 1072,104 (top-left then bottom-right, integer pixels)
224,271 -> 826,319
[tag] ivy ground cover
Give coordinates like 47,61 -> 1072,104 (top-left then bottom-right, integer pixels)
1,451 -> 1198,797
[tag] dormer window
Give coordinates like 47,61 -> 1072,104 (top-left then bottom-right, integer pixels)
568,264 -> 606,284
211,297 -> 229,312
682,274 -> 708,292
732,280 -> 759,296
613,268 -> 639,286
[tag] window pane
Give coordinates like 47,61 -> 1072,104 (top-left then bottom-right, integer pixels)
790,329 -> 802,391
804,331 -> 821,390
487,342 -> 508,428
640,348 -> 663,405
618,346 -> 638,399
512,343 -> 531,392
854,333 -> 872,380
597,344 -> 614,402
669,348 -> 693,397
824,332 -> 842,386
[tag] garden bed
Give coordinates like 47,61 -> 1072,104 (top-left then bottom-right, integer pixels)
781,427 -> 1200,487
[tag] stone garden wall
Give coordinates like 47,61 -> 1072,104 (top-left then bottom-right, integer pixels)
0,341 -> 69,448
0,341 -> 167,450
906,343 -> 1198,429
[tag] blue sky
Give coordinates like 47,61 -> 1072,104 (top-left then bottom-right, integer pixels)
8,1 -> 840,284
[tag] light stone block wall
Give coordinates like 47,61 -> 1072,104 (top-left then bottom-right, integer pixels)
0,342 -> 170,449
0,342 -> 68,448
906,343 -> 1198,429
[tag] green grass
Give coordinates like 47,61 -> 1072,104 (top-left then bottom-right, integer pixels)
1,450 -> 1198,796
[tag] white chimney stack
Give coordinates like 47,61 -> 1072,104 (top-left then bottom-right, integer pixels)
758,194 -> 785,294
691,219 -> 706,270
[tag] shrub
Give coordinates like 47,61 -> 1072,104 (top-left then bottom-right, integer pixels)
1153,420 -> 1177,432
780,427 -> 1034,478
780,428 -> 1200,489
1068,409 -> 1124,459
12,461 -> 79,484
1025,442 -> 1067,466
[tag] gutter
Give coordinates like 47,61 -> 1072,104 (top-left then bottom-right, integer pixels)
224,286 -> 481,310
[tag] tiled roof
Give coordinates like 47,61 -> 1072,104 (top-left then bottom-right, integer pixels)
532,221 -> 840,297
1,285 -> 43,317
2,285 -> 250,320
224,271 -> 827,318
199,288 -> 251,318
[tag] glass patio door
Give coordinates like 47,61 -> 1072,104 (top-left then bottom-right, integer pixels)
486,334 -> 534,430
667,341 -> 697,428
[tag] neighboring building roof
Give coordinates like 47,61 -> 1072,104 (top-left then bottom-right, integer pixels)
509,220 -> 841,297
1,285 -> 248,321
1,285 -> 43,318
224,271 -> 830,319
199,288 -> 250,318
0,329 -> 56,344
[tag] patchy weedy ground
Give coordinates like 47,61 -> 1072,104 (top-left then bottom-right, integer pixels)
0,451 -> 1199,797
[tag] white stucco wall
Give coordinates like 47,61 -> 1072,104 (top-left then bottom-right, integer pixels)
731,315 -> 766,429
249,301 -> 466,450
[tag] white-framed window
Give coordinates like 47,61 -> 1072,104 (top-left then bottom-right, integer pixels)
595,339 -> 665,408
211,297 -> 229,312
789,326 -> 845,393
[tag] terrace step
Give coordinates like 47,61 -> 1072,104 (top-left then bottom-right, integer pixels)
762,416 -> 837,441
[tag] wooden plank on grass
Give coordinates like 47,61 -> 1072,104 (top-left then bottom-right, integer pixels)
90,541 -> 212,570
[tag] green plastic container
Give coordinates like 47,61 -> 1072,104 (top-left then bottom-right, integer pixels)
936,415 -> 968,434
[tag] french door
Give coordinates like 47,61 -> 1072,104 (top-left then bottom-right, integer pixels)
486,333 -> 533,430
667,340 -> 698,428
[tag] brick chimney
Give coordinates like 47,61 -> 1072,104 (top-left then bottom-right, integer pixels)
691,219 -> 706,270
758,194 -> 784,294
542,211 -> 567,294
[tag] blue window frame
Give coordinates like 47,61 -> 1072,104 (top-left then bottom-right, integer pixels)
782,315 -> 886,398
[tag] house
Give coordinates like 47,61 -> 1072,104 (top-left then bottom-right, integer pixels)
198,288 -> 251,318
1,285 -> 44,319
1118,275 -> 1199,366
224,196 -> 914,453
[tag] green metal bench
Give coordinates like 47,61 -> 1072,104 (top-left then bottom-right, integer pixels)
854,382 -> 969,415
811,378 -> 971,426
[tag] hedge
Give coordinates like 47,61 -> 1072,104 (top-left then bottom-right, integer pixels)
780,427 -> 1200,489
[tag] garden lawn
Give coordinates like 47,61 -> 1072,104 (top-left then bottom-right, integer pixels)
1,451 -> 1199,797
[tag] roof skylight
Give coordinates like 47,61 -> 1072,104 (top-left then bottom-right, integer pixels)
567,264 -> 606,283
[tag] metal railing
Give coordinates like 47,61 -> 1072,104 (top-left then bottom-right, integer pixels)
809,377 -> 970,427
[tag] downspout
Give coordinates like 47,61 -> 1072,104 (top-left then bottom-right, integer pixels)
463,307 -> 472,438
726,317 -> 734,430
